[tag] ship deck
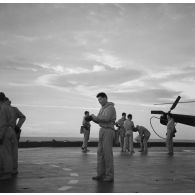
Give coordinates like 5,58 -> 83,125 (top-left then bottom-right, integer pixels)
1,146 -> 195,193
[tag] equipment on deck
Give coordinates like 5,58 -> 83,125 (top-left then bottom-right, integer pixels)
150,96 -> 195,139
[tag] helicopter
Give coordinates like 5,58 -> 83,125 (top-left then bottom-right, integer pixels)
151,96 -> 195,127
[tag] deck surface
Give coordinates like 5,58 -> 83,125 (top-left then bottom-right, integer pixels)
0,147 -> 195,193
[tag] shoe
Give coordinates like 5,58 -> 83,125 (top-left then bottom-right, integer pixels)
92,175 -> 104,181
139,150 -> 144,152
168,152 -> 174,156
103,177 -> 114,182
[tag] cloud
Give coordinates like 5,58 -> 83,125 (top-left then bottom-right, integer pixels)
34,62 -> 107,75
73,31 -> 106,46
84,49 -> 125,69
34,63 -> 65,73
142,65 -> 195,88
110,88 -> 181,105
14,103 -> 99,110
38,67 -> 144,88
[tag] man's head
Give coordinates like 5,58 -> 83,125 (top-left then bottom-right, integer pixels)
122,112 -> 126,119
127,114 -> 132,120
0,92 -> 5,102
96,92 -> 108,106
133,125 -> 139,132
84,111 -> 89,116
4,97 -> 11,105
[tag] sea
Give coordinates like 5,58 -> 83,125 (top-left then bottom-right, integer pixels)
20,137 -> 195,143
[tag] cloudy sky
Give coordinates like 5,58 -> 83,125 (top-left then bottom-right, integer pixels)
0,3 -> 195,140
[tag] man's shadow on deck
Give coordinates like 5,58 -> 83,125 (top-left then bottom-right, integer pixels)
95,181 -> 114,193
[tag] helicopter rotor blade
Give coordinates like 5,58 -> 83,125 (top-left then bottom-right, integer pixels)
154,100 -> 195,105
170,96 -> 181,111
151,110 -> 165,115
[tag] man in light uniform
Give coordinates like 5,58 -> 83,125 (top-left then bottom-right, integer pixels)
134,134 -> 143,151
166,113 -> 176,156
91,92 -> 116,182
134,125 -> 151,153
81,111 -> 91,152
116,112 -> 126,152
124,114 -> 135,154
4,97 -> 26,174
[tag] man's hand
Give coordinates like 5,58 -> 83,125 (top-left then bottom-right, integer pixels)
91,114 -> 99,123
15,126 -> 21,133
115,122 -> 120,127
91,114 -> 96,120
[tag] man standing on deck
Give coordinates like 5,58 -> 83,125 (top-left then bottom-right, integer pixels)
4,97 -> 26,175
166,113 -> 176,156
81,111 -> 91,152
90,92 -> 116,182
116,112 -> 126,152
124,114 -> 135,154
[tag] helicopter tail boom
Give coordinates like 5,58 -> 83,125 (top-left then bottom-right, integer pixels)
172,114 -> 195,127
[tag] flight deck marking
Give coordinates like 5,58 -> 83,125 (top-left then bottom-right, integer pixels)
31,160 -> 79,191
58,186 -> 73,191
63,168 -> 72,171
183,150 -> 195,153
70,173 -> 79,177
50,164 -> 60,167
34,162 -> 45,165
68,180 -> 79,184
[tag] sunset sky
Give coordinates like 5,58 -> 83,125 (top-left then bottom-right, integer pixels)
0,3 -> 195,140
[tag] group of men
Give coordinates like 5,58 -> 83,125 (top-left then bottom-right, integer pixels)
81,109 -> 151,155
80,92 -> 151,182
0,92 -> 26,180
0,90 -> 176,184
80,92 -> 176,183
116,112 -> 151,154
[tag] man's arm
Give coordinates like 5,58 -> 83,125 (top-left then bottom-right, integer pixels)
92,106 -> 116,123
15,108 -> 26,129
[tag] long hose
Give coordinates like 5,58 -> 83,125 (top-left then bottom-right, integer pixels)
150,116 -> 166,140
